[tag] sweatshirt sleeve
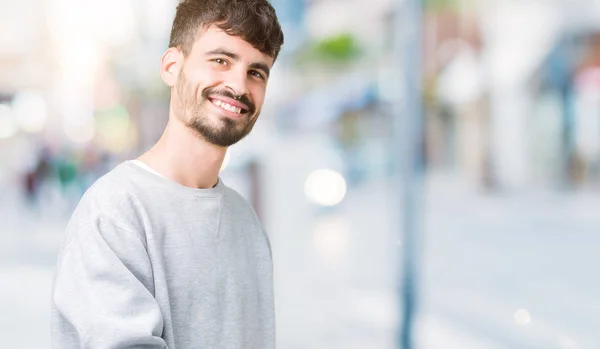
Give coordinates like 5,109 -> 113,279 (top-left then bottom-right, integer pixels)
51,218 -> 168,349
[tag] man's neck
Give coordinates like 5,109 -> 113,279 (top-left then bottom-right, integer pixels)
138,118 -> 226,189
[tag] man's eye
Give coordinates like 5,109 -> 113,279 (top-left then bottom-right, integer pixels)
249,70 -> 265,80
214,58 -> 227,65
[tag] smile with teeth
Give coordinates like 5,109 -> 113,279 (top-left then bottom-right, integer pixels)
212,99 -> 246,114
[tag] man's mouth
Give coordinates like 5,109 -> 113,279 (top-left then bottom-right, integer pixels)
210,99 -> 249,115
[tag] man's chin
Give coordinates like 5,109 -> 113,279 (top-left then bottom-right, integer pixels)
188,125 -> 247,147
206,134 -> 245,147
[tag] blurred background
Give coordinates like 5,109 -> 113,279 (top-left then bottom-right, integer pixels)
1,0 -> 599,348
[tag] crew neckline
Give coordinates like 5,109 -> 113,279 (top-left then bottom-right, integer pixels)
123,160 -> 224,197
130,159 -> 167,179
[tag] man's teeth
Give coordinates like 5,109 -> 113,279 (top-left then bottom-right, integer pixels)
213,100 -> 242,114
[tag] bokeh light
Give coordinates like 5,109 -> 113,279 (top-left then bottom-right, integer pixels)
0,104 -> 18,139
64,119 -> 95,144
304,169 -> 347,206
12,91 -> 48,133
514,309 -> 532,325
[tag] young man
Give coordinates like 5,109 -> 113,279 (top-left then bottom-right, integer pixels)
51,0 -> 284,348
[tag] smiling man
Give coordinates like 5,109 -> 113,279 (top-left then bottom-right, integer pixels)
51,0 -> 284,348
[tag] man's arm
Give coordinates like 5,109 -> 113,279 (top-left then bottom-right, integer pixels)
52,218 -> 168,348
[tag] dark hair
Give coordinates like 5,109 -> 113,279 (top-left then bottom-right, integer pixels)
169,0 -> 284,60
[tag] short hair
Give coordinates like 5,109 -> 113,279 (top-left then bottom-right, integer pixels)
169,0 -> 284,60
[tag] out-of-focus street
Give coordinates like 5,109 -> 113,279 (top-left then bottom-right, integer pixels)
3,0 -> 600,347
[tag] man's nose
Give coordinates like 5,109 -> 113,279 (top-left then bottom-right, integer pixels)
225,69 -> 249,97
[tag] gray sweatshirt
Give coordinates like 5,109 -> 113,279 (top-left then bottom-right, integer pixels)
51,161 -> 275,349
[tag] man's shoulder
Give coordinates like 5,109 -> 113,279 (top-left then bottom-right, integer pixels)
71,162 -> 145,225
223,185 -> 253,209
85,162 -> 138,202
59,162 -> 148,251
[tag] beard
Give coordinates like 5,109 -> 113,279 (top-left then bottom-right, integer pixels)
175,71 -> 260,147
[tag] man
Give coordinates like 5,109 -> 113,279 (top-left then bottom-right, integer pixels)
51,0 -> 284,347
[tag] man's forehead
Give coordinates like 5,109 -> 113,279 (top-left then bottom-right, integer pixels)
192,25 -> 274,66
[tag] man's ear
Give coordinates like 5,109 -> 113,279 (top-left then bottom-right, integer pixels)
160,47 -> 182,87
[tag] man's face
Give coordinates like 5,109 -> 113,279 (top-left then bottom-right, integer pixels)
171,25 -> 274,147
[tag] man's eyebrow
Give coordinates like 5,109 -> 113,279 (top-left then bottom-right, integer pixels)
206,48 -> 271,78
250,62 -> 270,78
205,48 -> 239,60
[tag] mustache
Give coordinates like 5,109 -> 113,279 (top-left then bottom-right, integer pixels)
202,88 -> 255,114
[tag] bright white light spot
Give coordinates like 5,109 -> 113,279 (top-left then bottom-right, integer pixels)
304,169 -> 347,207
514,309 -> 531,325
64,119 -> 95,144
12,91 -> 47,133
0,104 -> 18,139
